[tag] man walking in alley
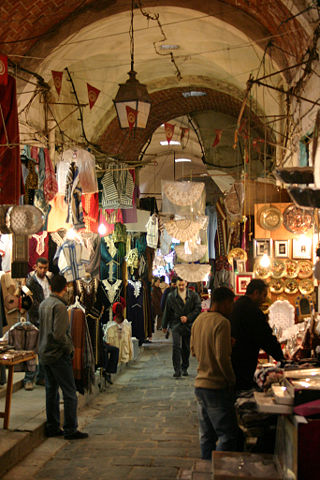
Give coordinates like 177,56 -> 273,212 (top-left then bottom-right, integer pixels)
38,274 -> 88,440
191,287 -> 238,459
230,279 -> 284,391
162,277 -> 201,377
24,257 -> 51,390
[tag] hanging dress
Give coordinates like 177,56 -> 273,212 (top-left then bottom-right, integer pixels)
126,280 -> 145,345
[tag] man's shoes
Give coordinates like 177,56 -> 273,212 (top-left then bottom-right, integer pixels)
36,378 -> 46,386
173,371 -> 181,378
182,370 -> 189,376
24,381 -> 34,391
45,427 -> 64,438
103,373 -> 113,384
64,431 -> 89,440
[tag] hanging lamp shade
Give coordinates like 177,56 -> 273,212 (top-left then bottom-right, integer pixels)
113,70 -> 151,129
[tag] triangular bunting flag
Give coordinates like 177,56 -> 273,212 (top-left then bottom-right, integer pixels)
51,71 -> 63,96
212,129 -> 223,147
180,127 -> 189,143
87,83 -> 100,109
126,106 -> 138,132
0,55 -> 8,86
164,123 -> 175,144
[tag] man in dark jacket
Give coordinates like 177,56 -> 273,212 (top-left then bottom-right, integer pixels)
230,279 -> 284,391
162,277 -> 201,377
24,257 -> 51,390
39,274 -> 88,440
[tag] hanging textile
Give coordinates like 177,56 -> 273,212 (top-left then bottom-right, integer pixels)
57,149 -> 98,194
0,234 -> 12,272
174,263 -> 211,283
28,232 -> 49,273
82,193 -> 99,233
164,218 -> 202,243
0,75 -> 22,204
43,148 -> 58,202
69,307 -> 95,394
82,233 -> 101,278
101,279 -> 122,322
146,214 -> 158,249
126,280 -> 145,344
56,240 -> 91,282
103,319 -> 133,364
162,180 -> 205,216
77,277 -> 99,313
175,243 -> 207,263
101,165 -> 134,209
206,205 -> 217,260
8,321 -> 39,372
47,194 -> 71,232
100,236 -> 122,282
143,279 -> 153,338
64,161 -> 85,229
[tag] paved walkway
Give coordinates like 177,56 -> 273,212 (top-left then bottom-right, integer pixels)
5,335 -> 200,480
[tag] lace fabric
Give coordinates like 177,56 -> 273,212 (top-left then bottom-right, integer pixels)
174,263 -> 211,282
128,279 -> 142,298
102,279 -> 122,303
175,244 -> 207,263
162,181 -> 205,215
164,219 -> 202,242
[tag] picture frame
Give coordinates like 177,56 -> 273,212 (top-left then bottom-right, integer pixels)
236,259 -> 246,273
235,273 -> 253,295
292,238 -> 312,259
274,240 -> 289,258
254,239 -> 272,257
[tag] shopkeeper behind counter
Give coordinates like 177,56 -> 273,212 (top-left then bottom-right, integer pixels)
230,279 -> 284,391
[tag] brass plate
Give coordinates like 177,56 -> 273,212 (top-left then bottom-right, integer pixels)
269,278 -> 284,294
298,260 -> 313,279
227,248 -> 248,265
254,262 -> 271,280
284,259 -> 300,278
284,279 -> 299,294
299,279 -> 314,295
271,259 -> 286,279
258,206 -> 283,231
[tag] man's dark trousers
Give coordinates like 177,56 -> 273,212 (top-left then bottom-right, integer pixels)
172,329 -> 190,374
44,354 -> 78,435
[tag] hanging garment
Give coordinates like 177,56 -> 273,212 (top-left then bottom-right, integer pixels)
57,240 -> 91,282
64,161 -> 85,229
135,235 -> 147,256
0,234 -> 12,272
8,321 -> 39,372
0,75 -> 22,205
82,193 -> 99,233
24,159 -> 38,205
1,273 -> 20,331
43,148 -> 58,202
206,205 -> 217,260
139,197 -> 158,214
77,277 -> 99,313
126,280 -> 145,344
57,149 -> 98,194
126,248 -> 139,275
28,232 -> 49,273
101,166 -> 134,209
101,279 -> 122,322
160,229 -> 172,256
86,308 -> 104,368
47,194 -> 71,232
69,307 -> 95,394
142,279 -> 153,338
82,233 -> 101,278
146,214 -> 158,249
100,236 -> 122,282
112,222 -> 127,244
103,319 -> 133,364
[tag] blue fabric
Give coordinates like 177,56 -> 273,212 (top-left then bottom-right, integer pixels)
44,354 -> 78,435
195,387 -> 238,459
206,206 -> 217,260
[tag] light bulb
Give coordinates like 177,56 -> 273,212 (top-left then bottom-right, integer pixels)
98,223 -> 107,236
260,253 -> 270,268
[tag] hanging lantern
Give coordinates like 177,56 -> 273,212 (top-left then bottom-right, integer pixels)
113,0 -> 151,130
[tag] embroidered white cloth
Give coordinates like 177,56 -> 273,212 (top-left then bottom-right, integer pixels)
103,319 -> 133,364
164,219 -> 202,243
174,263 -> 211,282
57,240 -> 91,282
175,244 -> 207,263
32,232 -> 48,256
162,181 -> 204,207
128,280 -> 142,298
102,279 -> 122,303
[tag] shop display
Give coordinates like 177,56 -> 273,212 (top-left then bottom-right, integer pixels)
258,205 -> 283,231
283,204 -> 313,233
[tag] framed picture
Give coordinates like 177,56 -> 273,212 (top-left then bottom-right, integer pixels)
236,260 -> 246,273
274,240 -> 289,258
254,239 -> 272,257
292,238 -> 312,259
235,273 -> 253,295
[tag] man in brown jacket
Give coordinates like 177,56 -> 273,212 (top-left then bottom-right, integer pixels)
191,287 -> 238,459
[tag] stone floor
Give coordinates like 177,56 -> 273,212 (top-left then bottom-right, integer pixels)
5,335 -> 201,480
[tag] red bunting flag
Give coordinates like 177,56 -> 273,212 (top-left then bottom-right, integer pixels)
87,83 -> 100,110
212,129 -> 223,147
126,106 -> 138,132
252,138 -> 265,152
0,55 -> 8,86
180,127 -> 189,143
164,123 -> 175,144
51,71 -> 63,96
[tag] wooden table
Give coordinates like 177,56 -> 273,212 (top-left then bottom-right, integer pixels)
0,351 -> 36,429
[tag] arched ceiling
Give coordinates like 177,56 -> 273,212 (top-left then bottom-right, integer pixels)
1,0 -> 317,184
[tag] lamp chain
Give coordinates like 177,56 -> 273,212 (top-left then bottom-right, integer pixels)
130,0 -> 135,71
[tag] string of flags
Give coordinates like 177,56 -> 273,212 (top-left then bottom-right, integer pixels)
52,70 -> 101,110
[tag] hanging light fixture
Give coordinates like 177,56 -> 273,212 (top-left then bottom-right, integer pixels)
113,0 -> 151,130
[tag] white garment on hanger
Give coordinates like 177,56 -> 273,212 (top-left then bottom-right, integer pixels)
0,234 -> 12,273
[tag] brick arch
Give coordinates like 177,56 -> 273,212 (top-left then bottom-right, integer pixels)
2,1 -> 307,79
98,86 -> 268,162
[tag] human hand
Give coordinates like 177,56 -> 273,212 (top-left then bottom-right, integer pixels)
180,316 -> 187,323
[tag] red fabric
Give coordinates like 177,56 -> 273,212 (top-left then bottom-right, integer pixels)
0,75 -> 21,204
51,71 -> 63,96
164,123 -> 175,144
0,55 -> 8,86
82,193 -> 99,233
28,232 -> 49,273
87,83 -> 100,109
43,148 -> 58,202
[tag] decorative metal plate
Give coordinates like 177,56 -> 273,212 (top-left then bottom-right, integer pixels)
254,262 -> 271,279
283,204 -> 313,234
298,278 -> 314,295
258,206 -> 283,231
269,278 -> 284,294
298,260 -> 313,279
227,248 -> 248,265
284,279 -> 299,294
271,259 -> 286,279
284,259 -> 300,278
